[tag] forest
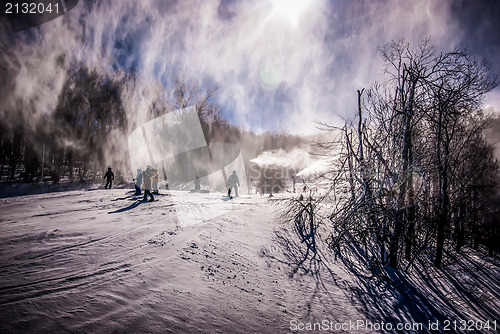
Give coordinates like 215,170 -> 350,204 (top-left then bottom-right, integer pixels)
281,39 -> 499,274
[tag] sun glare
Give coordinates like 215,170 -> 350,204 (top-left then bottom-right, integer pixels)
271,0 -> 313,25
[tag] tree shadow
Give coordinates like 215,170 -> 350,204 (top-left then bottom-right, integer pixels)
265,223 -> 499,334
413,250 -> 500,325
266,222 -> 457,333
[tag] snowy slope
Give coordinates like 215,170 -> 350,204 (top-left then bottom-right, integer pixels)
0,188 -> 498,333
0,189 -> 359,333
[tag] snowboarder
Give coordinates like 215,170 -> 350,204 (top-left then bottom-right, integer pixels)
227,170 -> 240,198
152,168 -> 159,194
104,167 -> 114,189
194,176 -> 201,192
134,169 -> 142,195
142,166 -> 155,202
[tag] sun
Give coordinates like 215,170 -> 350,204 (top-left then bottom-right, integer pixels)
271,0 -> 313,25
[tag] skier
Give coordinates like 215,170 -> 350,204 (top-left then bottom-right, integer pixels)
152,168 -> 159,194
194,176 -> 201,192
142,166 -> 155,202
227,170 -> 240,198
134,169 -> 142,195
104,167 -> 114,189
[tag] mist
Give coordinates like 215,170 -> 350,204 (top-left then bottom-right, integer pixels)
1,0 -> 499,177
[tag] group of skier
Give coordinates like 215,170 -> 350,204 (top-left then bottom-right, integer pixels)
134,166 -> 159,201
104,166 -> 241,201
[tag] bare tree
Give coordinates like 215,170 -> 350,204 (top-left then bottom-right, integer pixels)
172,77 -> 221,123
421,49 -> 497,267
282,39 -> 498,276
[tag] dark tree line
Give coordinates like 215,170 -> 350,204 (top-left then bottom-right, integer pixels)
0,63 -> 130,183
287,39 -> 499,274
51,65 -> 130,182
0,67 -> 225,184
0,60 -> 297,187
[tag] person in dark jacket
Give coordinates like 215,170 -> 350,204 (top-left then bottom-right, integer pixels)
134,169 -> 142,195
104,167 -> 114,189
142,166 -> 154,202
227,170 -> 240,198
194,176 -> 201,192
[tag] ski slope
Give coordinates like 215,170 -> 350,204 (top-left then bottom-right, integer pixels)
0,187 -> 498,333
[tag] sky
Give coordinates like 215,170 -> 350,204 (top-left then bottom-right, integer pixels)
1,0 -> 500,135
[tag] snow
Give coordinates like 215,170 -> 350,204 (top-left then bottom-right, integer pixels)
0,186 -> 499,333
250,147 -> 313,170
296,158 -> 334,181
249,146 -> 336,182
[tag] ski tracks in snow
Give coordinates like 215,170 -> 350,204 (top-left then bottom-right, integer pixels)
0,188 -> 361,333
